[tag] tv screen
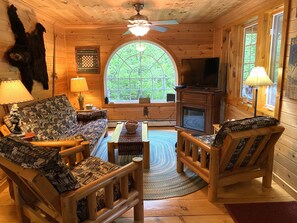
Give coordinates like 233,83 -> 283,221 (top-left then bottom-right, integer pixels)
181,57 -> 220,88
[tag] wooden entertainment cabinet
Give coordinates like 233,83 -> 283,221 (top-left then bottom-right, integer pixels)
176,87 -> 221,135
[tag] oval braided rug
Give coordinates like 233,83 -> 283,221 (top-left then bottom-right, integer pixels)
94,130 -> 207,200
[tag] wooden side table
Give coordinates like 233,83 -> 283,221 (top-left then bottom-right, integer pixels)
108,122 -> 150,169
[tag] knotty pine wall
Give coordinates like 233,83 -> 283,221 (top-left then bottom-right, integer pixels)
1,0 -> 295,199
214,0 -> 297,199
0,0 -> 68,122
273,0 -> 297,199
65,24 -> 215,121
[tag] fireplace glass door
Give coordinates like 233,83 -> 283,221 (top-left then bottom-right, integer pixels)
182,107 -> 205,132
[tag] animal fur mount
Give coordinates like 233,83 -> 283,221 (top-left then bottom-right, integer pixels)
5,4 -> 49,92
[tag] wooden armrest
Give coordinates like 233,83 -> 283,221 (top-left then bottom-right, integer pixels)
180,131 -> 212,153
31,140 -> 82,148
59,141 -> 90,158
31,140 -> 90,165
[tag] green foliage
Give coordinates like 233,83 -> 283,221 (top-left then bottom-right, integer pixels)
106,41 -> 176,102
241,24 -> 258,99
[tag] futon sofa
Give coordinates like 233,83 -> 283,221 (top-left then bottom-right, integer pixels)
7,95 -> 108,154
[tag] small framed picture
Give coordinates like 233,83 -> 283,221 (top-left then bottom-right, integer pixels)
75,46 -> 100,74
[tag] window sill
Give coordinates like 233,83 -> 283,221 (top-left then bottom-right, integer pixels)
103,102 -> 176,108
228,98 -> 274,117
257,107 -> 274,117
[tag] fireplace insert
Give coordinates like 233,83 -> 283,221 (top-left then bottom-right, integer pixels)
182,107 -> 205,132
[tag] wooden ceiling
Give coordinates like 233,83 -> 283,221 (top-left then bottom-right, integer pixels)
19,0 -> 247,26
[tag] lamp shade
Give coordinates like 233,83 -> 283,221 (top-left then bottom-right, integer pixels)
70,77 -> 89,93
0,79 -> 33,105
244,66 -> 273,86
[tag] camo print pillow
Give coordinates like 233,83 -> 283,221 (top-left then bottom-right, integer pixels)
213,116 -> 279,147
0,136 -> 80,193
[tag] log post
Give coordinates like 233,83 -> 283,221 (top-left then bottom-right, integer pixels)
176,130 -> 184,173
208,147 -> 220,202
132,157 -> 144,221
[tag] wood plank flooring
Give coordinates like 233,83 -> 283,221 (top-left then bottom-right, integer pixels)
0,174 -> 294,222
0,127 -> 295,222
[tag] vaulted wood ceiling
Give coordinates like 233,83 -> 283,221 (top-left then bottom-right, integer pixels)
19,0 -> 247,26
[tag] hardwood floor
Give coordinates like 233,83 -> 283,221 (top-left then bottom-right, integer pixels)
0,127 -> 294,222
0,175 -> 294,222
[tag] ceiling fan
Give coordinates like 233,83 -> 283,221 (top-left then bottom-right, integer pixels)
123,3 -> 178,36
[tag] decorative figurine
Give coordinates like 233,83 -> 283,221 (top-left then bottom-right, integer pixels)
9,104 -> 23,135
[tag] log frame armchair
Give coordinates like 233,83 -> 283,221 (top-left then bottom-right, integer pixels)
176,116 -> 285,202
0,136 -> 144,223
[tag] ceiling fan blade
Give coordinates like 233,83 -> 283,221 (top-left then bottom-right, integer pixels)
150,20 -> 178,25
150,25 -> 168,32
96,25 -> 125,30
122,30 -> 131,36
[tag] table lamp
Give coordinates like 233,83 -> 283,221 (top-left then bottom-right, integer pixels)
0,79 -> 34,135
70,77 -> 89,110
244,66 -> 273,117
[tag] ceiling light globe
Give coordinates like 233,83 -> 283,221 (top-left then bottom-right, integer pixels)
129,26 -> 150,37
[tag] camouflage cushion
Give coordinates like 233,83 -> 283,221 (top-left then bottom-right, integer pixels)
77,110 -> 107,121
191,117 -> 279,171
0,136 -> 134,221
225,135 -> 264,170
71,157 -> 120,184
195,134 -> 216,146
16,95 -> 108,152
65,119 -> 108,150
18,95 -> 77,139
213,116 -> 279,147
0,136 -> 80,193
213,116 -> 279,170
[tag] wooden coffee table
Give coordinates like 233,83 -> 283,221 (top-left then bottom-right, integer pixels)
108,121 -> 150,169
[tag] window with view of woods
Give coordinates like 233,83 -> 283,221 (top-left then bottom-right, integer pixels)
241,23 -> 258,101
223,4 -> 287,118
105,40 -> 177,103
266,12 -> 283,109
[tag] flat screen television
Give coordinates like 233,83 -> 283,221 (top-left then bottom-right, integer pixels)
181,57 -> 220,88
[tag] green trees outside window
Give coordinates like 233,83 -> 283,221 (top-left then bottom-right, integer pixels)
105,41 -> 177,103
241,23 -> 258,100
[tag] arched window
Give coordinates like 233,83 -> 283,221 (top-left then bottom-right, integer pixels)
105,40 -> 177,103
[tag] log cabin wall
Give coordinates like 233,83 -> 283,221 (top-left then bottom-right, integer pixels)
214,0 -> 297,199
64,24 -> 215,121
274,0 -> 297,199
0,0 -> 68,122
213,0 -> 285,119
1,0 -> 295,199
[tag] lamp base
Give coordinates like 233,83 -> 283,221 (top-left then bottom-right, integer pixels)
78,93 -> 84,110
254,88 -> 258,117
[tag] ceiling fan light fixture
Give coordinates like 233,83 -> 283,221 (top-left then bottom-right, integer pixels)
128,24 -> 150,37
123,3 -> 178,37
